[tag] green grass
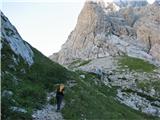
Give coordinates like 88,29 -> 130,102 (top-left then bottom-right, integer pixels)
137,81 -> 151,91
78,60 -> 91,67
136,80 -> 160,99
61,71 -> 157,120
1,40 -> 73,120
152,80 -> 160,92
68,59 -> 91,69
69,59 -> 82,65
118,56 -> 157,72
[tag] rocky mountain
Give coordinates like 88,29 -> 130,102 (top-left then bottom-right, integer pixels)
49,0 -> 160,117
50,0 -> 160,65
114,0 -> 148,7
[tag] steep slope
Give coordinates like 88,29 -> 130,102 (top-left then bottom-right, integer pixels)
1,12 -> 72,120
50,0 -> 160,65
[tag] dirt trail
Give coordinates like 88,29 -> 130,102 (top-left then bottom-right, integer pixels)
32,92 -> 64,120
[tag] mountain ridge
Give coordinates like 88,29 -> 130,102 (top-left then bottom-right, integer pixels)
50,0 -> 160,65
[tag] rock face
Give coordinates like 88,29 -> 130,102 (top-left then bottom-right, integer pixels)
1,12 -> 34,65
50,0 -> 160,65
150,44 -> 160,61
117,89 -> 160,117
133,3 -> 160,51
114,0 -> 148,7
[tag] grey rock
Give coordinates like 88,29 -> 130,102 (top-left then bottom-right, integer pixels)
50,1 -> 160,66
80,74 -> 86,79
2,90 -> 13,97
33,92 -> 64,120
117,89 -> 160,117
10,106 -> 27,113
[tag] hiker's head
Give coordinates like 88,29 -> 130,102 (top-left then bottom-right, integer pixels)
58,84 -> 64,92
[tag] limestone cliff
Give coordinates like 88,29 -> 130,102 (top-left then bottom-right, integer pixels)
50,0 -> 160,65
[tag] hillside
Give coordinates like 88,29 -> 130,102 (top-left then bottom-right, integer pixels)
1,12 -> 72,119
62,70 -> 159,120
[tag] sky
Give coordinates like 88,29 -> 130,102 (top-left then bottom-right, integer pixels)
1,0 -> 85,56
1,0 -> 155,56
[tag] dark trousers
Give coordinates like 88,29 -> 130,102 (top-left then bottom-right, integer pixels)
56,95 -> 63,110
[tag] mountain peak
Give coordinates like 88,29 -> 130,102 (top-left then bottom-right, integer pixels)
50,0 -> 160,66
85,0 -> 120,14
86,0 -> 148,7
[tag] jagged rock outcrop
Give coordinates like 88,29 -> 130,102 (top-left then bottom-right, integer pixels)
50,0 -> 160,65
150,44 -> 160,61
1,12 -> 34,65
114,0 -> 148,7
134,3 -> 160,47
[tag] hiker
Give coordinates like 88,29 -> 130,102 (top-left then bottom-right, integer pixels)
56,84 -> 64,112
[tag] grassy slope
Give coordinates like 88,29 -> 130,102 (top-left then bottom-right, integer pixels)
68,59 -> 91,69
1,40 -> 73,120
118,55 -> 160,99
61,71 -> 158,120
118,55 -> 156,72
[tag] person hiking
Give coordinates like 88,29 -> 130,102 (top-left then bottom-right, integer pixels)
56,84 -> 64,112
